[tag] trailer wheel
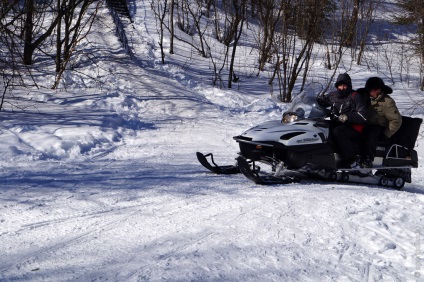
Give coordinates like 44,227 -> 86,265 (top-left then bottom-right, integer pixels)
328,171 -> 337,181
379,176 -> 389,187
393,177 -> 405,190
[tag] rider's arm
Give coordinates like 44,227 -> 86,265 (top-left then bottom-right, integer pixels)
383,97 -> 402,137
317,94 -> 331,108
345,93 -> 367,124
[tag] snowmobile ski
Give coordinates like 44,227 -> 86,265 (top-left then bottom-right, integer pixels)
236,156 -> 301,185
196,152 -> 240,174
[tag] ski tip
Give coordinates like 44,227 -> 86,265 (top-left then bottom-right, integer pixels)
197,152 -> 240,174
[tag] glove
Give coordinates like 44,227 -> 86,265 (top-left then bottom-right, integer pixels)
338,114 -> 348,123
316,96 -> 327,107
329,111 -> 339,121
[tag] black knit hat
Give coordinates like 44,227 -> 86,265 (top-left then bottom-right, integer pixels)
335,73 -> 352,88
365,77 -> 393,94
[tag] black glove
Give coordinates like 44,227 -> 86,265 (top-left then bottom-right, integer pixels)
316,96 -> 327,107
329,111 -> 339,121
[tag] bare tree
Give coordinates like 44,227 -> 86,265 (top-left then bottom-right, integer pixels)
0,0 -> 27,98
52,0 -> 102,89
209,0 -> 238,46
169,0 -> 175,54
0,75 -> 11,111
150,0 -> 168,63
343,0 -> 360,47
204,39 -> 228,87
0,1 -> 20,70
271,0 -> 329,102
165,0 -> 209,57
186,0 -> 208,57
394,0 -> 424,90
254,0 -> 283,72
227,0 -> 247,88
23,0 -> 60,65
319,0 -> 357,71
355,0 -> 375,65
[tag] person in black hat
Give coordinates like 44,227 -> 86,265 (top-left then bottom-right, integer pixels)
318,73 -> 368,168
360,77 -> 402,168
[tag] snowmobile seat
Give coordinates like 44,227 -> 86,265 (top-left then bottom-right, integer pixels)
374,116 -> 422,149
378,116 -> 422,168
390,116 -> 422,149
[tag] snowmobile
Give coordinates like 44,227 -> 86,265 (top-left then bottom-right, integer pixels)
197,83 -> 422,189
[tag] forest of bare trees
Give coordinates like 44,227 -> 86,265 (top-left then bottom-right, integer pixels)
1,0 -> 424,106
150,0 -> 424,100
0,0 -> 101,91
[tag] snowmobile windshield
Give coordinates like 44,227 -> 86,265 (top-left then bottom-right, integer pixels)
282,84 -> 326,123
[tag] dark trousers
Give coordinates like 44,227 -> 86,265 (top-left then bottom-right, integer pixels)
328,124 -> 362,162
362,124 -> 385,160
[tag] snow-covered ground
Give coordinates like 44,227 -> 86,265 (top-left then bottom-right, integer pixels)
1,0 -> 424,281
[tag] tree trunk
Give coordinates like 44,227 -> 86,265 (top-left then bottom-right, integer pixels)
55,0 -> 62,72
23,0 -> 60,65
344,0 -> 360,46
169,0 -> 174,54
23,0 -> 34,65
228,36 -> 240,89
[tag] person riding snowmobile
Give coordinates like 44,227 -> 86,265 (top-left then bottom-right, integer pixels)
360,77 -> 402,168
318,73 -> 368,168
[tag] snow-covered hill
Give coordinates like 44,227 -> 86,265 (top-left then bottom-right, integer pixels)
0,0 -> 423,281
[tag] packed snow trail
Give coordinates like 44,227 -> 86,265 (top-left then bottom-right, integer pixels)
1,158 -> 424,280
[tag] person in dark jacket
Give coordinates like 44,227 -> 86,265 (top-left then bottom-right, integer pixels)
360,77 -> 402,168
318,73 -> 368,168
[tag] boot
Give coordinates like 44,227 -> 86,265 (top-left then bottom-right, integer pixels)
360,157 -> 373,168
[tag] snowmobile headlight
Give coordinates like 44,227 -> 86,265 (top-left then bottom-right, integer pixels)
282,112 -> 298,124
